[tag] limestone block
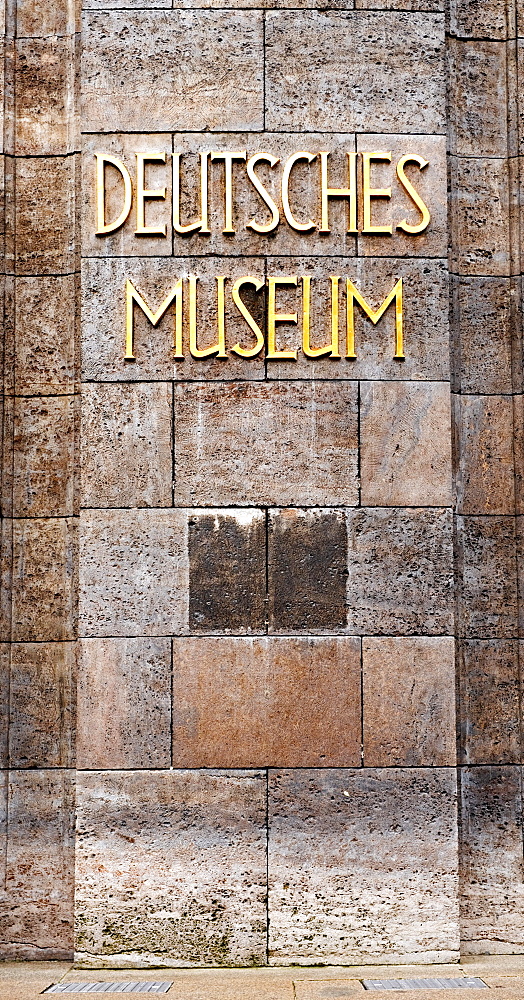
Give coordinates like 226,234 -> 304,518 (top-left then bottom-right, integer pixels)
77,637 -> 171,769
0,769 -> 74,960
82,134 -> 173,258
0,646 -> 8,768
172,636 -> 361,768
355,135 -> 446,259
80,382 -> 172,508
513,393 -> 524,513
78,509 -> 188,637
6,395 -> 77,517
268,509 -> 348,633
15,0 -> 79,36
268,768 -> 459,964
454,395 -> 515,515
451,276 -> 516,395
346,508 -> 454,635
460,766 -> 524,952
75,770 -> 267,965
450,0 -> 510,39
81,11 -> 263,132
8,276 -> 77,395
448,40 -> 511,157
458,640 -> 521,765
188,510 -> 266,634
362,637 -> 456,767
450,156 -> 512,276
265,12 -> 445,134
8,641 -> 75,767
174,382 -> 358,507
11,156 -> 78,275
356,0 -> 443,6
265,258 -> 450,382
457,515 -> 518,638
2,517 -> 76,642
81,256 -> 265,382
14,36 -> 77,154
360,381 -> 452,507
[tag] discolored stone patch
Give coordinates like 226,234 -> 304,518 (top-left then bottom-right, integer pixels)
457,515 -> 518,638
454,395 -> 515,515
8,642 -> 75,768
458,640 -> 521,765
3,517 -> 76,643
451,276 -> 516,395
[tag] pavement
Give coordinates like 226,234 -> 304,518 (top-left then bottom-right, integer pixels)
1,956 -> 524,1000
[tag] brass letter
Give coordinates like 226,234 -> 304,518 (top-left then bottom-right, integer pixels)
362,152 -> 393,235
246,153 -> 280,233
95,154 -> 133,235
396,154 -> 431,234
319,152 -> 357,234
125,278 -> 183,360
135,153 -> 167,237
211,151 -> 247,234
346,278 -> 404,359
302,276 -> 341,358
281,152 -> 316,232
231,276 -> 265,357
173,151 -> 210,235
189,275 -> 227,359
267,276 -> 298,361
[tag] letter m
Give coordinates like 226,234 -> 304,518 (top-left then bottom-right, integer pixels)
125,278 -> 183,360
345,278 -> 403,359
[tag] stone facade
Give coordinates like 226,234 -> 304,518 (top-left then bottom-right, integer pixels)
0,0 -> 523,970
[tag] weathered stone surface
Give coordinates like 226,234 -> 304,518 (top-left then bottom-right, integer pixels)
75,770 -> 267,966
188,510 -> 266,634
9,276 -> 77,395
455,395 -> 515,515
2,518 -> 76,642
172,636 -> 361,767
174,382 -> 358,507
451,276 -> 516,395
356,135 -> 447,259
513,393 -> 524,514
265,12 -> 445,133
265,258 -> 450,382
77,638 -> 171,769
457,515 -> 518,638
14,36 -> 77,154
346,508 -> 454,635
450,156 -> 512,276
15,0 -> 79,36
356,0 -> 443,7
81,256 -> 266,382
448,40 -> 511,157
362,637 -> 456,767
8,642 -> 75,767
78,509 -> 188,637
7,395 -> 77,517
449,0 -> 510,39
360,381 -> 452,507
268,768 -> 459,964
11,156 -> 78,275
80,382 -> 172,508
460,766 -> 524,953
268,509 -> 348,633
0,769 -> 74,960
81,11 -> 264,132
458,640 -> 521,765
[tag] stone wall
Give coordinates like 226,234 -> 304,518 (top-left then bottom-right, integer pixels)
0,0 -> 522,968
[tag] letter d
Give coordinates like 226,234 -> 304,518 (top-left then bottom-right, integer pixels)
95,154 -> 133,235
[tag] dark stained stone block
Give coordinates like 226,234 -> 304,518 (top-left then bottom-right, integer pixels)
458,640 -> 521,765
457,515 -> 518,638
268,509 -> 347,633
189,510 -> 266,634
8,642 -> 75,768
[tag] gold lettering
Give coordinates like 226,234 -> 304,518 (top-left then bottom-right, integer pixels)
125,278 -> 183,360
396,154 -> 431,234
362,152 -> 393,235
281,152 -> 316,232
346,278 -> 403,359
135,152 -> 167,237
267,276 -> 298,361
246,153 -> 280,233
319,152 -> 357,234
173,152 -> 210,235
302,276 -> 341,358
231,276 -> 265,357
189,275 -> 227,359
211,151 -> 247,234
95,154 -> 133,235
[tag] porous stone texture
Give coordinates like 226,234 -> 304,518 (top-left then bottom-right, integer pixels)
268,768 -> 459,964
75,770 -> 267,966
458,640 -> 521,765
454,395 -> 515,514
172,636 -> 362,767
8,642 -> 76,768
